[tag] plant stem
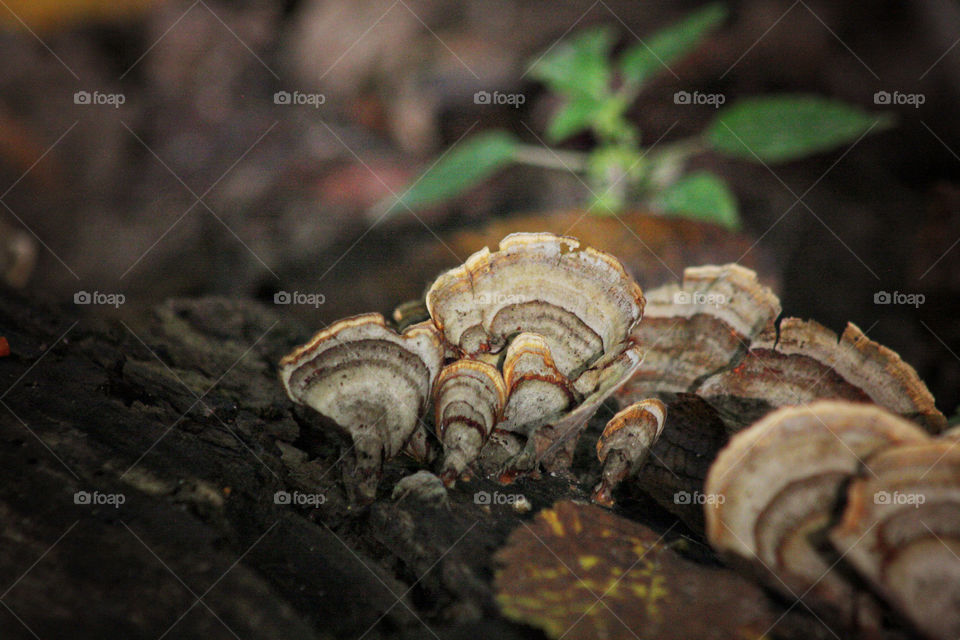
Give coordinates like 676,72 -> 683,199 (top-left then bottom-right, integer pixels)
513,144 -> 589,173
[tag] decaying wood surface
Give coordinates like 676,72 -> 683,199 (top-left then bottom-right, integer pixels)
0,292 -> 872,639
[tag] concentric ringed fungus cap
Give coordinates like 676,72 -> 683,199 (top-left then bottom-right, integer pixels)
279,313 -> 444,503
619,263 -> 945,433
830,441 -> 960,640
500,333 -> 575,433
622,263 -> 781,396
704,400 -> 930,624
426,232 -> 645,379
697,318 -> 946,432
433,358 -> 506,487
592,398 -> 667,508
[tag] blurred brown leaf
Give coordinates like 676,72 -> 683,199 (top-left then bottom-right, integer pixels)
494,501 -> 779,640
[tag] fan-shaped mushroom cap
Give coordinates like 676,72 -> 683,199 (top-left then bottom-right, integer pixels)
433,358 -> 507,487
500,333 -> 575,433
830,441 -> 960,640
279,313 -> 444,502
622,264 -> 781,396
426,233 -> 645,379
698,318 -> 945,432
619,264 -> 945,433
705,401 -> 930,620
592,398 -> 667,507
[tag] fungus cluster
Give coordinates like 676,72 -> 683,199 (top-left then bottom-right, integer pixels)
279,233 -> 660,502
606,262 -> 947,524
705,401 -> 960,639
620,263 -> 945,432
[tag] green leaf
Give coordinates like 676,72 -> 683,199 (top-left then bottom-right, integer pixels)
705,95 -> 893,163
651,171 -> 740,229
528,26 -> 615,100
546,95 -> 607,142
380,131 -> 520,215
619,3 -> 726,88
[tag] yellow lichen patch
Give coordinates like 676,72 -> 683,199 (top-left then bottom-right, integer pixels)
541,508 -> 565,536
579,555 -> 600,570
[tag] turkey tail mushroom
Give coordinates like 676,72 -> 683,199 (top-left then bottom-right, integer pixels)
704,401 -> 930,628
279,314 -> 444,503
501,333 -> 575,431
425,232 -> 644,379
830,441 -> 960,640
433,358 -> 506,487
592,398 -> 667,508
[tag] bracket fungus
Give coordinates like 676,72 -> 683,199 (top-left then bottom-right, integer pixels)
619,263 -> 945,432
433,358 -> 506,486
830,440 -> 960,640
622,264 -> 781,397
704,400 -> 930,627
280,232 -> 646,500
501,333 -> 574,428
279,313 -> 444,503
698,317 -> 946,432
426,233 -> 645,379
592,398 -> 667,508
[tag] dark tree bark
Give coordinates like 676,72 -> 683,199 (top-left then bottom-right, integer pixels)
0,292 -> 849,640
